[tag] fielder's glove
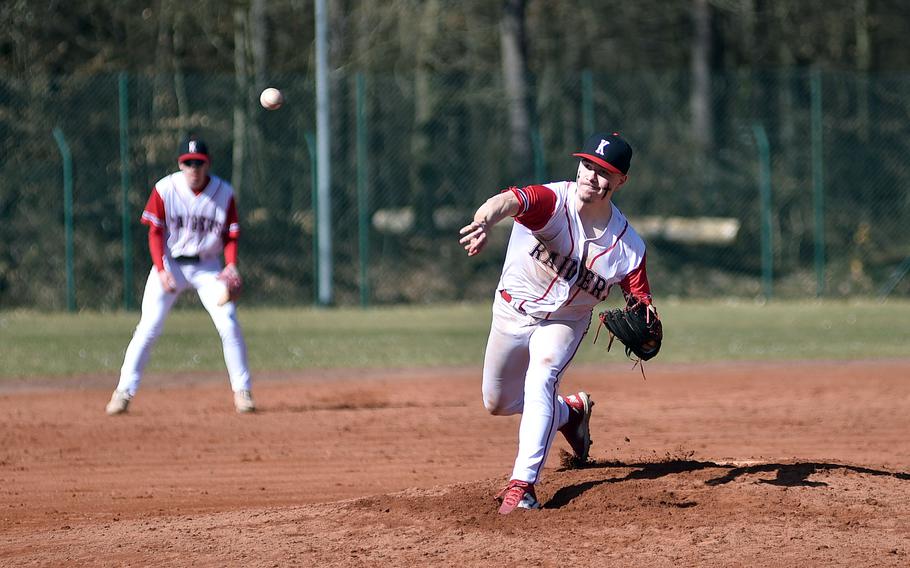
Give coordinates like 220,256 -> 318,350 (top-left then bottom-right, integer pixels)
217,264 -> 243,306
597,298 -> 662,362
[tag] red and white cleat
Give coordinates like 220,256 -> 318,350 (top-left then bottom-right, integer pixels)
495,479 -> 541,515
560,391 -> 594,462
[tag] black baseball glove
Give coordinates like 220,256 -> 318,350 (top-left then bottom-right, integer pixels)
598,299 -> 663,361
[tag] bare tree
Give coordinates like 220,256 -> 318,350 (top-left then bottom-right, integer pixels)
250,0 -> 268,91
855,0 -> 871,142
248,0 -> 269,199
690,0 -> 713,151
232,7 -> 249,194
409,0 -> 442,235
173,9 -> 190,124
500,0 -> 534,182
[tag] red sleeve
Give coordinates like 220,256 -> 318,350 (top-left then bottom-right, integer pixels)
223,237 -> 238,265
509,185 -> 557,231
619,254 -> 653,305
140,188 -> 165,228
224,197 -> 240,238
148,226 -> 166,271
140,188 -> 166,271
222,197 -> 240,265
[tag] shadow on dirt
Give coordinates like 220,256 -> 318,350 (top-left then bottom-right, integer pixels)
704,461 -> 910,487
546,458 -> 910,510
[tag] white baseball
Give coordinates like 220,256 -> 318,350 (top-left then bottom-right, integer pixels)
260,87 -> 284,110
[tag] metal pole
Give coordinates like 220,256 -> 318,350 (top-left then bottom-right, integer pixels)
752,123 -> 773,301
119,72 -> 134,310
315,0 -> 333,305
810,68 -> 826,297
356,73 -> 370,308
304,131 -> 319,305
52,128 -> 76,312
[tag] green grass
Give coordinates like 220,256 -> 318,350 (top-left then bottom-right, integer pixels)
1,299 -> 908,379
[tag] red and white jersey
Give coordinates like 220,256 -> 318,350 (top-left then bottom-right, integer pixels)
141,172 -> 239,260
497,181 -> 651,321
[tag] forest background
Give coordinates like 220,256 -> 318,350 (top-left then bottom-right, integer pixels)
2,0 -> 909,309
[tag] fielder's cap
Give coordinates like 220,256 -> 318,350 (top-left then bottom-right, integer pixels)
178,134 -> 210,163
573,132 -> 632,175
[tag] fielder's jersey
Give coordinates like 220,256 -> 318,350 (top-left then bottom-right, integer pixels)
141,172 -> 239,260
497,181 -> 651,321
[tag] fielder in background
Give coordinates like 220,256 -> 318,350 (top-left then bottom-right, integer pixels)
459,132 -> 658,514
106,134 -> 255,415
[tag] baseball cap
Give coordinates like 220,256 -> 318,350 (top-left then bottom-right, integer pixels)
572,132 -> 632,175
178,134 -> 210,164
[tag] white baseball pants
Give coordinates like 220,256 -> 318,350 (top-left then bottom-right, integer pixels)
482,292 -> 591,484
117,257 -> 252,396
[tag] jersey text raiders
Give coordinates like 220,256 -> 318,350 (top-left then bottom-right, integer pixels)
497,182 -> 651,321
141,173 -> 240,260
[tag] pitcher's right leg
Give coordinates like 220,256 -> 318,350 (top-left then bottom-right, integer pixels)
481,293 -> 535,416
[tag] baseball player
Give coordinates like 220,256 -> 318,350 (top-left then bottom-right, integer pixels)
459,132 -> 655,514
106,134 -> 255,415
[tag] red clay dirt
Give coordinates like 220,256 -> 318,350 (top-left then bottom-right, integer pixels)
1,360 -> 909,567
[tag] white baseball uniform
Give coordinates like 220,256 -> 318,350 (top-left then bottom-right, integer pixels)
482,181 -> 651,484
116,172 -> 251,396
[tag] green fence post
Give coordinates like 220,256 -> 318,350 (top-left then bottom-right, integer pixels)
752,123 -> 773,301
581,69 -> 594,132
355,72 -> 370,308
878,256 -> 910,302
304,131 -> 319,305
119,72 -> 134,310
810,68 -> 826,297
52,128 -> 76,312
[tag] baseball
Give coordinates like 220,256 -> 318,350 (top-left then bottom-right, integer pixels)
259,87 -> 284,110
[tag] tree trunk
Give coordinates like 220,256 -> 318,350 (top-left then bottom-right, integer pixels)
855,0 -> 870,142
173,10 -> 190,125
740,0 -> 755,58
409,0 -> 441,235
232,7 -> 248,195
249,0 -> 268,200
500,0 -> 533,183
774,1 -> 795,144
250,0 -> 268,91
690,0 -> 713,151
152,0 -> 173,126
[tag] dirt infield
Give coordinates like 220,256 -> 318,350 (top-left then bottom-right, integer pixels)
1,360 -> 909,567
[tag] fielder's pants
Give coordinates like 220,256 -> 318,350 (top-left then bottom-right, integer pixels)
117,258 -> 252,396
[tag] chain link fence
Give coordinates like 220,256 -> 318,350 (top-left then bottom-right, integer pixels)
1,68 -> 909,310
